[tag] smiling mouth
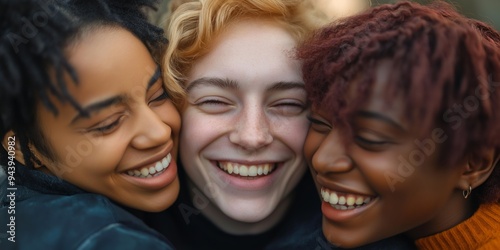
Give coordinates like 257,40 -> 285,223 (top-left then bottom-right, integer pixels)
321,187 -> 375,210
217,161 -> 277,178
125,153 -> 172,178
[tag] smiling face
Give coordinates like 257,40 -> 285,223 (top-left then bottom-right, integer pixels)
180,19 -> 309,227
34,27 -> 180,212
304,61 -> 470,247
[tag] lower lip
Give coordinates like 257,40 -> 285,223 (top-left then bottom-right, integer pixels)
121,160 -> 178,190
213,162 -> 280,191
321,200 -> 374,223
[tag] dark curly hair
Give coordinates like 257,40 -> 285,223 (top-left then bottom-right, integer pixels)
0,0 -> 167,169
297,1 -> 500,203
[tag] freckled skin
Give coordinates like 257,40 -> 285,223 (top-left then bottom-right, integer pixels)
180,19 -> 309,233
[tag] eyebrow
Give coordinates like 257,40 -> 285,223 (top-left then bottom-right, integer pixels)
71,96 -> 126,124
70,66 -> 160,125
147,66 -> 161,89
186,77 -> 239,92
186,77 -> 305,93
356,110 -> 406,131
266,81 -> 305,92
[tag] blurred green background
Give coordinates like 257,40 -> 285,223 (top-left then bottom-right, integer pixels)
373,0 -> 500,30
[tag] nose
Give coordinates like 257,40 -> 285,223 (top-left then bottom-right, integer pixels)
312,129 -> 353,174
131,106 -> 171,149
229,105 -> 273,150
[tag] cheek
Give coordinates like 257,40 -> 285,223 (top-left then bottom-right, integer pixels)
304,130 -> 323,163
156,102 -> 181,134
180,110 -> 224,148
46,132 -> 129,178
354,151 -> 398,190
272,117 -> 309,152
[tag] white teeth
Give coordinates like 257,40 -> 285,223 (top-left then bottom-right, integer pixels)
248,166 -> 257,177
239,166 -> 248,176
356,197 -> 364,205
321,188 -> 373,210
218,162 -> 276,177
338,196 -> 346,205
346,196 -> 355,206
329,192 -> 338,204
155,162 -> 163,172
125,153 -> 172,178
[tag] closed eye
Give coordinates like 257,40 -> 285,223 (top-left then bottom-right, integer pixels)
149,87 -> 169,106
270,101 -> 305,116
354,135 -> 392,151
88,115 -> 125,135
355,136 -> 388,145
307,115 -> 332,133
195,97 -> 233,114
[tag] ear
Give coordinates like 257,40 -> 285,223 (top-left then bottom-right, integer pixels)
456,149 -> 498,190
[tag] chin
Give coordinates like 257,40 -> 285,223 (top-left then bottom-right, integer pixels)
138,179 -> 180,212
323,225 -> 374,249
219,198 -> 276,223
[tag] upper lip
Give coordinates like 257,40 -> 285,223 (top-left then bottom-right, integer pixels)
315,175 -> 376,197
121,141 -> 173,173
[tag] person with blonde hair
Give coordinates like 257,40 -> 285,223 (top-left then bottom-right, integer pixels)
145,0 -> 413,249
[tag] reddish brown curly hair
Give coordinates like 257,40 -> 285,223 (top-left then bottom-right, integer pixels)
297,1 -> 500,203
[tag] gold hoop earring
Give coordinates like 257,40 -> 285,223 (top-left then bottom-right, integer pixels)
463,186 -> 472,199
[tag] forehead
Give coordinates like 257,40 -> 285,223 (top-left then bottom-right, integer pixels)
187,19 -> 302,87
41,27 -> 156,118
355,60 -> 407,127
66,27 -> 154,97
314,60 -> 407,124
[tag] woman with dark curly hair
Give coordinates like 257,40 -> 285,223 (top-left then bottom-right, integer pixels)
299,1 -> 500,249
0,0 -> 183,249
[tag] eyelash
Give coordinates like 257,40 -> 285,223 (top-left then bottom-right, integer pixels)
307,116 -> 324,124
307,116 -> 332,132
150,89 -> 169,103
91,117 -> 123,134
354,136 -> 387,146
198,99 -> 227,105
275,102 -> 304,109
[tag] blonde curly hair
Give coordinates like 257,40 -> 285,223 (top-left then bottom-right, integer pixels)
162,0 -> 370,106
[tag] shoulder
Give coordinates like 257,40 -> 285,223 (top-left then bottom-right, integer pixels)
1,192 -> 173,250
416,202 -> 500,250
479,238 -> 500,250
477,203 -> 500,249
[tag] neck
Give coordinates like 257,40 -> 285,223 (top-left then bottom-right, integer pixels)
407,190 -> 477,239
187,181 -> 294,235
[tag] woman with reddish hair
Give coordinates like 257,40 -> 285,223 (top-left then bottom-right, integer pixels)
299,1 -> 500,249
